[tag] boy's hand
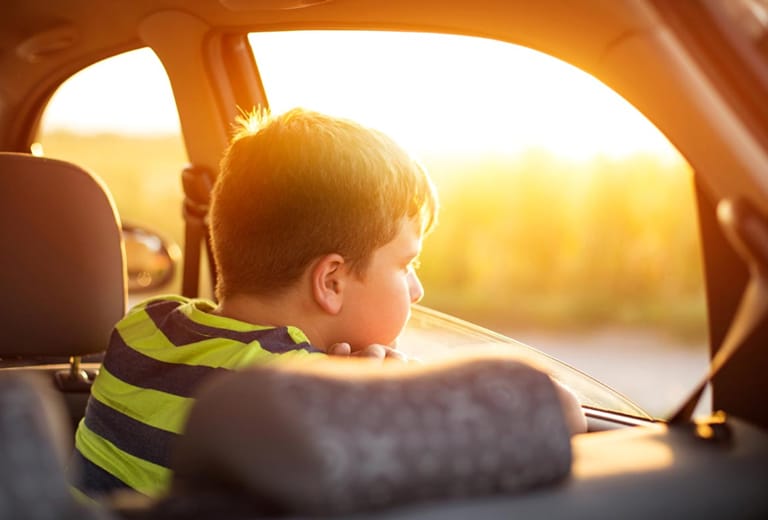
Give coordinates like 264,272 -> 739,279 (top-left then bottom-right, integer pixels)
327,342 -> 409,362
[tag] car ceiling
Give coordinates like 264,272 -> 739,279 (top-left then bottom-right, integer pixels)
1,0 -> 643,66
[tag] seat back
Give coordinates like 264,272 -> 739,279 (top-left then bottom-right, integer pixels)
0,152 -> 126,359
0,372 -> 108,519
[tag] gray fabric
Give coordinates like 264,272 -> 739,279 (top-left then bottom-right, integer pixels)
171,356 -> 573,515
0,373 -> 109,520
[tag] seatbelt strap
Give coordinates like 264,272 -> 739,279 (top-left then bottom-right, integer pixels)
181,165 -> 217,298
669,198 -> 768,424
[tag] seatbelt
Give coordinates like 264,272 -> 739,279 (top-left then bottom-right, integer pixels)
669,197 -> 768,424
181,165 -> 217,298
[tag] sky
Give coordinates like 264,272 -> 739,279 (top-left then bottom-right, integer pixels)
41,31 -> 681,162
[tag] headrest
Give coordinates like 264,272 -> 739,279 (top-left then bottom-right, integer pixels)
0,153 -> 126,357
171,356 -> 573,515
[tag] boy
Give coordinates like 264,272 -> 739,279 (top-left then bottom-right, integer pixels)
72,107 -> 438,499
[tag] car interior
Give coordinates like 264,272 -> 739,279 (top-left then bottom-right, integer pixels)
2,0 -> 768,518
1,129 -> 767,520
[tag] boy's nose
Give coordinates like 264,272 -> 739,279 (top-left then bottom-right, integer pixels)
409,271 -> 424,304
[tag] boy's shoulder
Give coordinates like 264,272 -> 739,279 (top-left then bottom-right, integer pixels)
118,294 -> 322,357
123,295 -> 216,325
128,294 -> 213,314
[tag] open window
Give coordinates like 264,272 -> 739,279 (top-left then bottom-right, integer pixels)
30,30 -> 710,421
248,30 -> 708,420
35,48 -> 185,301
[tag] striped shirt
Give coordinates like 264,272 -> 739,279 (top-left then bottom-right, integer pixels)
72,295 -> 322,498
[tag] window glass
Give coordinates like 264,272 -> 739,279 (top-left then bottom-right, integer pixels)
36,48 -> 186,299
249,31 -> 709,418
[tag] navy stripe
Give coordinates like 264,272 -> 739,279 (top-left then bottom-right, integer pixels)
84,397 -> 177,468
103,332 -> 233,398
144,299 -> 321,353
72,449 -> 134,498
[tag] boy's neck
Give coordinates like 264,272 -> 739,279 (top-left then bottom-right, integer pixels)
213,292 -> 328,352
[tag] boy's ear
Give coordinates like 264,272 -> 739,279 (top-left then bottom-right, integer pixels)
311,253 -> 346,315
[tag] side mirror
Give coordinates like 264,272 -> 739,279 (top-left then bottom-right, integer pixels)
122,224 -> 180,293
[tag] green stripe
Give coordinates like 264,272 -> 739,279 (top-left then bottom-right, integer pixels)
91,368 -> 193,433
70,485 -> 98,506
75,422 -> 171,497
179,299 -> 277,332
132,295 -> 298,336
117,307 -> 318,368
129,294 -> 188,313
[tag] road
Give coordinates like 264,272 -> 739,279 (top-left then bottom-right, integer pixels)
510,328 -> 710,419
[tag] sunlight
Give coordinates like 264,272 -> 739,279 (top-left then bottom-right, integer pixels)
573,426 -> 673,478
41,48 -> 181,136
42,31 -> 680,163
249,31 -> 680,162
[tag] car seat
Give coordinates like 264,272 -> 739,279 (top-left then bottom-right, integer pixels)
0,152 -> 126,427
0,372 -> 110,520
0,151 -> 126,519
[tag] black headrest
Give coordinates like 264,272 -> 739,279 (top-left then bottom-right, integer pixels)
0,153 -> 125,357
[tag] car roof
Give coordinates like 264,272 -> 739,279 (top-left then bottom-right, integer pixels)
2,0 -> 641,65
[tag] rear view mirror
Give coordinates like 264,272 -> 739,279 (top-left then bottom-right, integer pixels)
122,224 -> 180,293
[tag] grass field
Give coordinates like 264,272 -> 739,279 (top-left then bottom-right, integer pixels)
39,131 -> 706,344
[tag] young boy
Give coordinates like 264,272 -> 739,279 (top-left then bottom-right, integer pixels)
72,108 -> 585,501
72,107 -> 438,499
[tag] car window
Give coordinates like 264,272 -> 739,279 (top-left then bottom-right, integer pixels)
35,48 -> 186,298
249,31 -> 709,419
30,33 -> 710,420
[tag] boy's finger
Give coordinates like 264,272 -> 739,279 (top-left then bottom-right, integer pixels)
355,344 -> 386,360
327,342 -> 351,356
383,348 -> 408,362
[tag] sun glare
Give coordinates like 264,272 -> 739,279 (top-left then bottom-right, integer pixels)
42,31 -> 680,163
41,49 -> 181,136
249,31 -> 680,162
